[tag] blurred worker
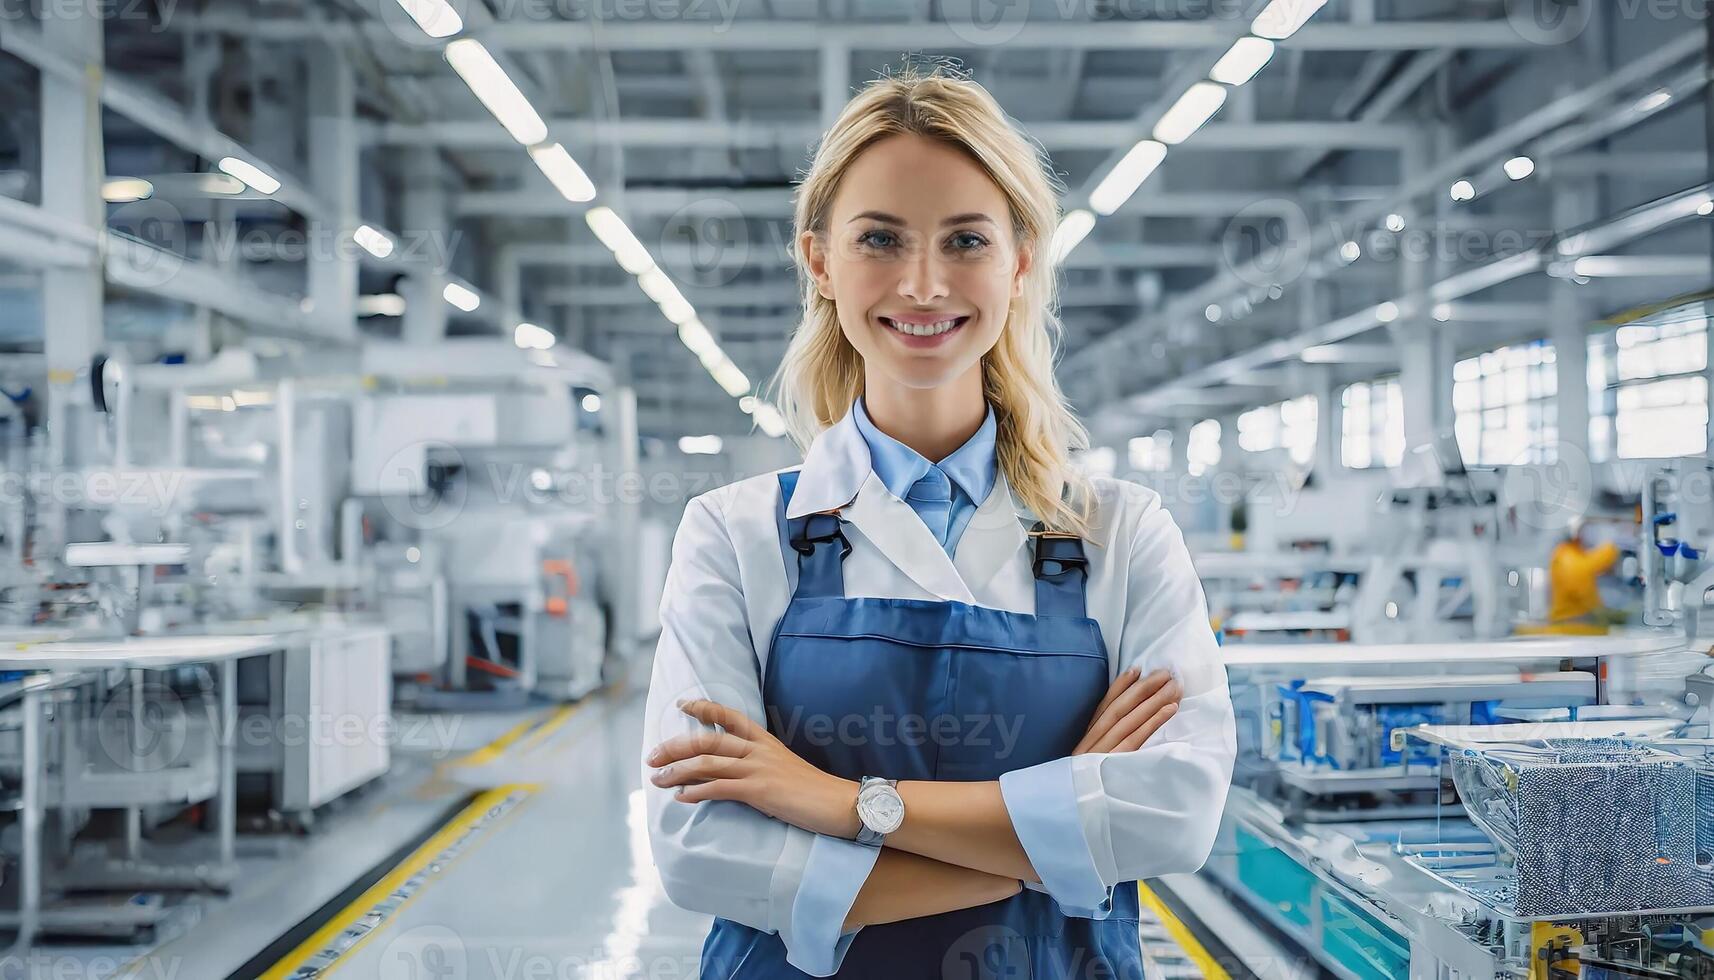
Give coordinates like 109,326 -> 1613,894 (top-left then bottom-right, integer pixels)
1549,516 -> 1621,626
640,66 -> 1237,979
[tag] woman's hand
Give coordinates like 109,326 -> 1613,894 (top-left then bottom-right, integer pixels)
1073,667 -> 1181,755
646,699 -> 862,839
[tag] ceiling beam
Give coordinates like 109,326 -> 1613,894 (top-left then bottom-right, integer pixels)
168,16 -> 1541,51
365,119 -> 1418,151
461,187 -> 1314,218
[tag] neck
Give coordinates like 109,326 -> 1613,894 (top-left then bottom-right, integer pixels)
861,363 -> 988,463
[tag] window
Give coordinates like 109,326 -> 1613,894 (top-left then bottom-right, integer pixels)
1128,430 -> 1173,473
1588,313 -> 1709,460
1237,395 -> 1317,466
1452,340 -> 1557,465
1341,379 -> 1404,469
1187,418 -> 1222,476
1077,446 -> 1117,477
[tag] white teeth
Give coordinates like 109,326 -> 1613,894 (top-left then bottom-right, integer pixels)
884,317 -> 962,337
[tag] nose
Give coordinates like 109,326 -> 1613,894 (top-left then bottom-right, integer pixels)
896,245 -> 949,305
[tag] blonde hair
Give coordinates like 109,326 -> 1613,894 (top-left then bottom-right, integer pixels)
765,64 -> 1099,540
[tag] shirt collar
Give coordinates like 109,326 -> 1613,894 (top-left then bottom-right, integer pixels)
851,395 -> 998,505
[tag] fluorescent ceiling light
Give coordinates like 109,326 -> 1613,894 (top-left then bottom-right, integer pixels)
1051,209 -> 1096,265
752,403 -> 787,438
712,362 -> 751,397
637,267 -> 681,305
1375,301 -> 1399,323
394,0 -> 463,38
1385,213 -> 1406,232
1153,82 -> 1227,145
698,347 -> 726,372
444,39 -> 548,146
1209,37 -> 1276,86
1088,140 -> 1167,216
443,281 -> 481,312
1634,88 -> 1673,113
514,322 -> 556,350
1252,0 -> 1328,40
1450,179 -> 1476,202
584,206 -> 654,274
101,178 -> 153,203
199,174 -> 244,195
528,142 -> 596,203
1205,304 -> 1222,322
677,318 -> 719,356
1504,156 -> 1536,180
679,435 -> 724,455
1434,303 -> 1454,321
357,293 -> 407,317
658,293 -> 697,325
581,393 -> 601,412
1339,240 -> 1361,262
1699,199 -> 1714,217
738,395 -> 757,414
353,224 -> 395,259
217,157 -> 281,195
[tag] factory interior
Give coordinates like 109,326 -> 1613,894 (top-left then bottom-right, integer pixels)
4,0 -> 1714,977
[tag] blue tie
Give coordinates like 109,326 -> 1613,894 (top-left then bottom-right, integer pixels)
907,469 -> 954,552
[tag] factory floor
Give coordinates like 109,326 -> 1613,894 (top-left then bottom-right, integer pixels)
3,650 -> 1277,980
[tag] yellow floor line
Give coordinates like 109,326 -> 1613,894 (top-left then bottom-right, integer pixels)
448,708 -> 555,768
260,784 -> 540,980
1137,882 -> 1232,980
515,702 -> 584,756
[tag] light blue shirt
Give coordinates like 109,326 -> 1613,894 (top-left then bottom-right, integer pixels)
850,394 -> 998,556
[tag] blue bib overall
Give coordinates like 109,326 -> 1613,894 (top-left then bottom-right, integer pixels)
698,471 -> 1144,979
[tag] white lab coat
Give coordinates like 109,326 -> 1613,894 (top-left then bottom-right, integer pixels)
642,406 -> 1237,974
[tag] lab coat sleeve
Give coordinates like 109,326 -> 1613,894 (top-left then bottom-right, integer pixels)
998,496 -> 1237,911
642,492 -> 880,976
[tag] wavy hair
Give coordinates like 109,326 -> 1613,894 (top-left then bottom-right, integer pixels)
764,64 -> 1099,540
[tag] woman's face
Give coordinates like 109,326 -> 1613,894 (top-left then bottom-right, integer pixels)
802,133 -> 1032,392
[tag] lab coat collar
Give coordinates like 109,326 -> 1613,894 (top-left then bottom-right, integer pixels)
787,407 -> 1032,603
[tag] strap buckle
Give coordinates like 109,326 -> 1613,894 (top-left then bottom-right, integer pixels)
1029,522 -> 1088,579
792,511 -> 852,559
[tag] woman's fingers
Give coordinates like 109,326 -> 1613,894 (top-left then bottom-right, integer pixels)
1073,668 -> 1140,754
678,698 -> 764,740
1113,702 -> 1178,753
1090,677 -> 1181,754
646,729 -> 750,768
1090,667 -> 1140,721
1080,669 -> 1171,747
650,753 -> 742,788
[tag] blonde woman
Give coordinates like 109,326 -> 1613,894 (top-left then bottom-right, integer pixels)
643,65 -> 1236,978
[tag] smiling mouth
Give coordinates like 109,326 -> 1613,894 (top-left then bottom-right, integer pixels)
879,315 -> 970,337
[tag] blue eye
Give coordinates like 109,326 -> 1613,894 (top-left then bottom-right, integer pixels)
857,229 -> 898,249
950,231 -> 989,251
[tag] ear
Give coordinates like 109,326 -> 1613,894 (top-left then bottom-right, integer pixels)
801,230 -> 835,302
1011,241 -> 1034,298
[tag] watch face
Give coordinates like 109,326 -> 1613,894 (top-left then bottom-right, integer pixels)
858,784 -> 905,834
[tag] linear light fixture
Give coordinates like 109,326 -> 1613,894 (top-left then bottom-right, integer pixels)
444,39 -> 549,146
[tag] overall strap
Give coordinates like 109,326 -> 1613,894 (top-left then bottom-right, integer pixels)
777,471 -> 848,599
1030,524 -> 1090,618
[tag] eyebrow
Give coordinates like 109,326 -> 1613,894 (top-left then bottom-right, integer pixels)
848,210 -> 999,227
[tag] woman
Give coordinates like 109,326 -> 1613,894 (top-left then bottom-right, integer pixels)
642,65 -> 1236,979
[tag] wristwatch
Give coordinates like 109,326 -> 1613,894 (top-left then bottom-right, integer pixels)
854,776 -> 904,846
